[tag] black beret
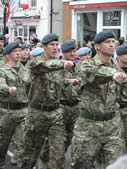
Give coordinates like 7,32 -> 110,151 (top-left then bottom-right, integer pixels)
3,42 -> 20,55
42,33 -> 58,44
94,30 -> 115,44
0,34 -> 4,40
116,45 -> 127,56
61,40 -> 76,52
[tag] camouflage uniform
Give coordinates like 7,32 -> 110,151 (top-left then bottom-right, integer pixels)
60,67 -> 80,150
16,54 -> 67,169
71,54 -> 126,169
0,63 -> 30,169
118,66 -> 127,147
38,64 -> 80,169
0,52 -> 6,66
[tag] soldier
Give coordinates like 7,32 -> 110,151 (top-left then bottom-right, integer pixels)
16,33 -> 78,169
20,44 -> 30,66
38,40 -> 80,169
76,47 -> 91,72
60,40 -> 81,150
0,42 -> 30,169
71,30 -> 127,169
0,34 -> 5,64
116,45 -> 127,146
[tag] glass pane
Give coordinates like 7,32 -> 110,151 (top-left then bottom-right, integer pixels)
31,0 -> 36,7
77,12 -> 97,45
103,11 -> 121,26
19,28 -> 23,36
24,26 -> 27,37
14,28 -> 17,36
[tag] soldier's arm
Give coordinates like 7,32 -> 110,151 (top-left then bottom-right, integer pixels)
29,59 -> 74,74
0,69 -> 10,96
81,60 -> 120,85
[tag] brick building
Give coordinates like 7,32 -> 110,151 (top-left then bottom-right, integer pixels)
62,0 -> 127,44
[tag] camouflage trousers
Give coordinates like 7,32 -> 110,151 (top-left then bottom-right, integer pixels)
71,112 -> 126,169
38,104 -> 79,169
16,106 -> 66,169
120,107 -> 127,147
63,104 -> 80,150
0,107 -> 28,169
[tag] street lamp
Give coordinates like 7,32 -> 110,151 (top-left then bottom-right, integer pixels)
1,0 -> 10,47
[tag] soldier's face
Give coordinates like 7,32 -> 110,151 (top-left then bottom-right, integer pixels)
7,48 -> 21,63
63,49 -> 76,61
0,40 -> 4,50
118,54 -> 127,65
79,54 -> 91,62
96,38 -> 115,57
43,41 -> 58,59
21,48 -> 29,60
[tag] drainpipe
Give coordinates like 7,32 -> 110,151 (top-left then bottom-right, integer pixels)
50,0 -> 53,33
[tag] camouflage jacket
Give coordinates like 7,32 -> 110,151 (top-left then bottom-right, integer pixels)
0,63 -> 30,103
28,54 -> 71,105
80,54 -> 121,114
116,63 -> 127,107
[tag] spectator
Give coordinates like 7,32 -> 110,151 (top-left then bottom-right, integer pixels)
119,37 -> 125,45
87,41 -> 96,57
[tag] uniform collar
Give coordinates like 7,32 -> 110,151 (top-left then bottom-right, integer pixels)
94,54 -> 115,67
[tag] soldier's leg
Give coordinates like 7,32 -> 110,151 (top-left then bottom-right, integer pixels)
71,117 -> 101,169
0,109 -> 16,169
10,108 -> 28,165
46,107 -> 66,169
63,105 -> 79,151
103,113 -> 126,167
16,110 -> 49,169
38,138 -> 49,169
120,108 -> 127,148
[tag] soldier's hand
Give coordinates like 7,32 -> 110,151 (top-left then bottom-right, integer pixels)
112,72 -> 127,84
64,61 -> 74,69
9,87 -> 17,95
68,79 -> 80,85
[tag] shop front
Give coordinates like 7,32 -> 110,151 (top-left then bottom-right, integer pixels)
0,15 -> 40,43
70,0 -> 127,44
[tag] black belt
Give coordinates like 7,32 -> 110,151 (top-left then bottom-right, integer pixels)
80,111 -> 116,121
120,104 -> 127,109
31,103 -> 59,111
60,100 -> 78,106
0,102 -> 28,110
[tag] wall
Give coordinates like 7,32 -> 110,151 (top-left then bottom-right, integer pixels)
62,2 -> 72,42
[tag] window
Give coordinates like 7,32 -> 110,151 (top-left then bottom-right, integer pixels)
18,0 -> 22,8
103,11 -> 121,26
31,0 -> 36,7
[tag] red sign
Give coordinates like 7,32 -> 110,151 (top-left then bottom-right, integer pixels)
70,2 -> 127,9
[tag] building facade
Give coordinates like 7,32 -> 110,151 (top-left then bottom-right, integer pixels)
62,0 -> 127,44
0,0 -> 63,43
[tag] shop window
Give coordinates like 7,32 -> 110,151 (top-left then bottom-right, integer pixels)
103,11 -> 121,26
77,12 -> 97,44
18,0 -> 22,8
29,26 -> 36,39
24,26 -> 28,37
14,28 -> 17,37
31,0 -> 36,7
